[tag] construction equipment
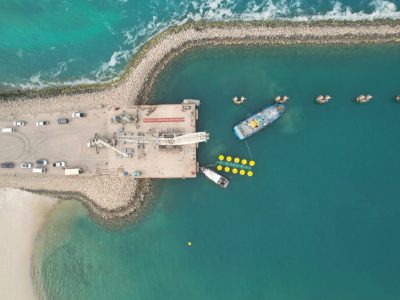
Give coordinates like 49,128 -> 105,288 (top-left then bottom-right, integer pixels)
88,134 -> 130,158
111,111 -> 136,124
118,132 -> 209,146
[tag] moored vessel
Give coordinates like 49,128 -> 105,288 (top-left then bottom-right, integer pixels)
200,167 -> 229,188
316,95 -> 331,104
233,103 -> 286,140
232,96 -> 246,105
274,95 -> 289,104
356,94 -> 373,103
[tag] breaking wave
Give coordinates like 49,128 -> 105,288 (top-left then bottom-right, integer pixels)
2,0 -> 400,90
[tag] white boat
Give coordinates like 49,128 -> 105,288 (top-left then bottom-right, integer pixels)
200,167 -> 229,188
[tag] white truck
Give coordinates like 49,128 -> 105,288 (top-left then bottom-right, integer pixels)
64,168 -> 82,176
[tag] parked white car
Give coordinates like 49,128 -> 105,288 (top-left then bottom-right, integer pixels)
53,161 -> 66,167
32,167 -> 46,174
20,163 -> 32,169
13,121 -> 25,126
36,121 -> 49,126
72,112 -> 85,118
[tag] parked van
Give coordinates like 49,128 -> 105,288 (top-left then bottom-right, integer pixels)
65,168 -> 82,176
2,128 -> 15,133
32,167 -> 46,174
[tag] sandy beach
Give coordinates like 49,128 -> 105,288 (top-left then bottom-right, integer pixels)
0,189 -> 57,300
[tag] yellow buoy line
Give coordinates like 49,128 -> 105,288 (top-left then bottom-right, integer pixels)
217,155 -> 255,177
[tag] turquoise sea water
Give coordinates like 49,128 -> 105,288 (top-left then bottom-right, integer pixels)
35,45 -> 400,299
1,0 -> 400,89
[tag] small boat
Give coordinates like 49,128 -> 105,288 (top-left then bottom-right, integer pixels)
200,167 -> 229,188
316,95 -> 331,104
356,94 -> 373,103
233,103 -> 286,140
233,96 -> 246,105
275,95 -> 289,104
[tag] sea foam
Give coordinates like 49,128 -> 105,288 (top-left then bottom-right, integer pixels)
2,0 -> 399,90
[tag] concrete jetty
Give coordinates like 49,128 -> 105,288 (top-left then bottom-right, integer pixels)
0,103 -> 204,179
0,102 -> 206,222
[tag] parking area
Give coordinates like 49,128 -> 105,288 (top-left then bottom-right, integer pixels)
0,104 -> 198,178
0,107 -> 109,175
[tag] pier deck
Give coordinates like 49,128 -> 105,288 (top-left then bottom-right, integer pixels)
0,103 -> 199,179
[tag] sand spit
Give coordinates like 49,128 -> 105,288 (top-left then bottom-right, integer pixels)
0,189 -> 57,300
1,20 -> 400,222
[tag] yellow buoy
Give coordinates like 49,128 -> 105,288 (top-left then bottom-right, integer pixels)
247,171 -> 253,177
241,159 -> 247,165
234,157 -> 240,163
249,160 -> 255,166
226,156 -> 232,162
224,167 -> 230,172
232,168 -> 238,174
216,165 -> 222,171
187,242 -> 192,246
239,169 -> 245,175
218,155 -> 224,161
